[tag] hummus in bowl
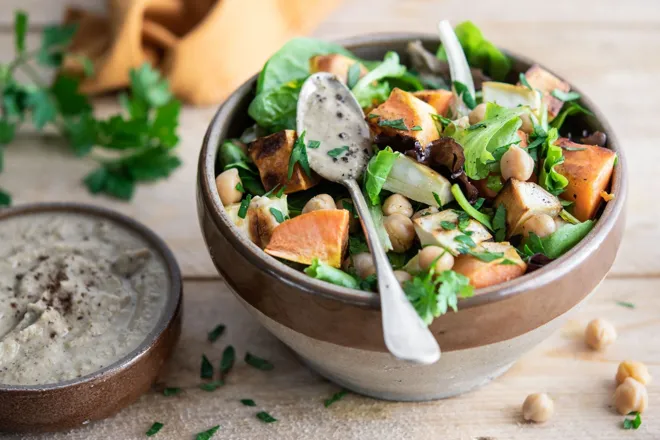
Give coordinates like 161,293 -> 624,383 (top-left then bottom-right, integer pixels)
0,203 -> 182,432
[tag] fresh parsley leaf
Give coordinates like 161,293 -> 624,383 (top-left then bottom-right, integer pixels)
26,89 -> 57,130
551,89 -> 580,102
307,139 -> 321,149
561,145 -> 587,152
195,425 -> 220,440
220,345 -> 235,377
493,204 -> 507,242
519,73 -> 532,90
207,324 -> 226,342
623,412 -> 642,430
550,101 -> 593,130
269,207 -> 285,223
199,380 -> 224,392
256,411 -> 277,423
349,235 -> 370,255
431,113 -> 453,130
14,11 -> 28,55
456,211 -> 471,232
238,195 -> 252,219
162,387 -> 181,396
403,268 -> 474,324
473,197 -> 485,210
245,352 -> 274,371
130,63 -> 172,107
0,120 -> 16,146
538,128 -> 569,196
324,389 -> 349,407
432,191 -> 443,208
453,81 -> 476,110
616,301 -> 635,309
50,75 -> 92,116
241,399 -> 257,407
146,422 -> 164,436
0,188 -> 11,206
440,221 -> 456,230
347,62 -> 362,89
38,24 -> 78,67
359,273 -> 378,292
200,354 -> 214,379
467,249 -> 504,262
327,146 -> 349,158
454,234 -> 476,248
367,113 -> 379,119
378,118 -> 409,131
411,125 -> 423,131
235,182 -> 244,192
288,130 -> 312,179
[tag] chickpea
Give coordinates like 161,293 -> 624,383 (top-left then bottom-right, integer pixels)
215,168 -> 243,206
418,246 -> 455,272
393,270 -> 412,286
584,318 -> 617,350
616,361 -> 652,386
468,103 -> 487,125
500,145 -> 534,182
519,112 -> 534,134
412,206 -> 439,220
384,214 -> 416,253
352,252 -> 376,279
383,194 -> 413,218
522,393 -> 554,423
336,198 -> 359,233
302,194 -> 336,214
521,214 -> 556,239
613,377 -> 648,415
554,216 -> 568,231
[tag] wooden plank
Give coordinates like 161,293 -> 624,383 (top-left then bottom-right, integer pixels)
4,278 -> 658,439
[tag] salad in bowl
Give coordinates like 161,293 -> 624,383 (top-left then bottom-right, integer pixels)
213,21 -> 617,326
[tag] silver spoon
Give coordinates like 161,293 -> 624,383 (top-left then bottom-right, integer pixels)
297,72 -> 441,364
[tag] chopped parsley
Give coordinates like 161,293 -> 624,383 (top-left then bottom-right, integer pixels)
453,81 -> 476,110
288,130 -> 312,179
200,354 -> 214,379
519,72 -> 533,90
235,182 -> 244,192
623,412 -> 642,430
431,113 -> 453,129
561,145 -> 587,152
269,207 -> 285,223
411,125 -> 423,131
492,204 -> 507,242
367,113 -> 379,119
324,389 -> 349,407
473,198 -> 485,210
551,89 -> 581,102
403,268 -> 474,324
347,63 -> 362,89
432,191 -> 443,207
220,345 -> 235,377
195,425 -> 220,440
146,422 -> 164,436
207,324 -> 226,342
327,146 -> 349,158
467,122 -> 486,131
199,380 -> 224,392
245,352 -> 274,371
440,221 -> 456,230
237,194 -> 252,219
616,301 -> 635,309
241,399 -> 257,407
162,387 -> 182,396
256,411 -> 277,423
454,234 -> 476,248
467,249 -> 504,262
307,139 -> 321,149
378,118 -> 409,131
349,235 -> 370,255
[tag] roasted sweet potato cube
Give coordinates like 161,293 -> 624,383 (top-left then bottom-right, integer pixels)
522,65 -> 570,119
248,130 -> 319,193
368,88 -> 440,150
309,54 -> 368,84
555,138 -> 616,221
453,242 -> 527,289
413,89 -> 453,116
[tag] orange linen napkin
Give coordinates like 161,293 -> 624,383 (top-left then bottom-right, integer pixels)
62,0 -> 342,105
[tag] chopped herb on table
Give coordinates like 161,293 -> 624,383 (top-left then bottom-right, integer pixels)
616,301 -> 635,309
324,389 -> 349,407
623,412 -> 642,430
245,352 -> 274,371
199,380 -> 224,392
256,411 -> 278,423
220,345 -> 235,377
200,354 -> 214,379
207,324 -> 226,342
162,387 -> 182,397
195,425 -> 220,440
146,422 -> 164,436
241,399 -> 257,407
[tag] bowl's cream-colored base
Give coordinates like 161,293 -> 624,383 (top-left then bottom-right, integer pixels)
237,294 -> 591,401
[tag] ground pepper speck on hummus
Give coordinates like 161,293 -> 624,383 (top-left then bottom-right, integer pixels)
0,213 -> 169,386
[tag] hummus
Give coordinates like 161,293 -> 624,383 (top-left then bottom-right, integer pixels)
0,213 -> 169,386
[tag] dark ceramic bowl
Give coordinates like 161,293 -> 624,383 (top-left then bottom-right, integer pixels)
197,34 -> 626,401
0,203 -> 182,432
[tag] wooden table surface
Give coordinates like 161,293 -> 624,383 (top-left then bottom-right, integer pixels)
1,1 -> 659,439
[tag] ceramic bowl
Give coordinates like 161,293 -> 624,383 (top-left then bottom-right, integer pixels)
0,203 -> 183,432
197,33 -> 626,401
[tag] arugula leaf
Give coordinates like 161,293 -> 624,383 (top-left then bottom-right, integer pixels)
493,204 -> 507,242
256,411 -> 277,423
146,422 -> 164,436
200,354 -> 214,379
541,221 -> 594,259
377,118 -> 409,131
327,146 -> 349,158
162,387 -> 181,396
450,103 -> 524,180
453,81 -> 476,110
550,101 -> 593,130
269,207 -> 285,223
241,399 -> 257,407
364,147 -> 398,204
14,11 -> 28,55
207,324 -> 226,342
347,62 -> 362,89
404,268 -> 474,325
451,184 -> 493,230
195,425 -> 220,440
437,21 -> 511,81
304,258 -> 359,289
199,380 -> 224,392
248,79 -> 303,132
245,352 -> 275,371
352,51 -> 407,107
220,345 -> 235,377
324,389 -> 349,407
288,130 -> 312,179
551,89 -> 580,102
538,128 -> 569,196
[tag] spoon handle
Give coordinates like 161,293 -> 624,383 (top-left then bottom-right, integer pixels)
343,179 -> 441,364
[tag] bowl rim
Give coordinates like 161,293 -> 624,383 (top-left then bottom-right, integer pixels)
0,202 -> 183,392
199,32 -> 627,310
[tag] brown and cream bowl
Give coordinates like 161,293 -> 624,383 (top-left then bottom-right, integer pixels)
197,34 -> 627,401
0,203 -> 182,432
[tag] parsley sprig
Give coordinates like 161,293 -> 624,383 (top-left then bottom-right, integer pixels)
0,11 -> 182,205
